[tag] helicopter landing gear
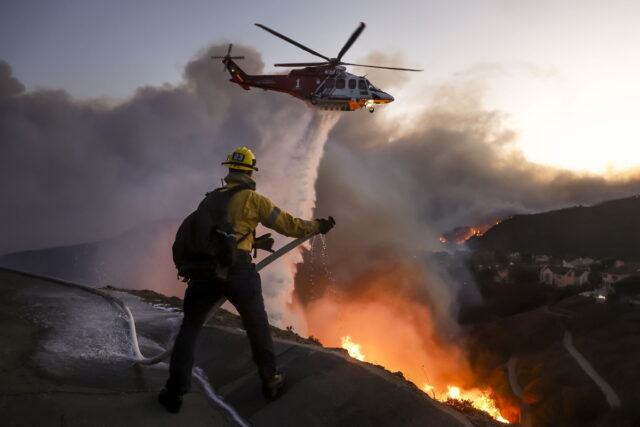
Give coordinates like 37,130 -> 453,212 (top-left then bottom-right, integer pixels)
368,107 -> 375,113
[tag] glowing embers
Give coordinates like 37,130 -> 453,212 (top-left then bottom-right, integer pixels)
340,336 -> 365,361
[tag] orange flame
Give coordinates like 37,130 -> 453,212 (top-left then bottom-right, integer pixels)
341,336 -> 366,361
340,335 -> 508,423
423,384 -> 509,423
303,258 -> 516,424
440,219 -> 504,244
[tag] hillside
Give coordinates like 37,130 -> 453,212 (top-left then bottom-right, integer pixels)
466,295 -> 640,426
467,195 -> 640,260
0,268 -> 493,427
0,219 -> 180,295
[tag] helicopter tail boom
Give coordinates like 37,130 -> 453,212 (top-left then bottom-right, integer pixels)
223,58 -> 251,90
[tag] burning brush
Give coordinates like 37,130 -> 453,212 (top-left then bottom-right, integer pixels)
341,336 -> 509,423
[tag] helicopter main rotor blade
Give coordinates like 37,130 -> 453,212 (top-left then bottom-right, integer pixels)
274,62 -> 329,67
255,23 -> 330,62
341,62 -> 423,72
226,44 -> 233,56
337,22 -> 365,61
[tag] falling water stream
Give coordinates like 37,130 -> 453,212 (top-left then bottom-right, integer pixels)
250,111 -> 340,331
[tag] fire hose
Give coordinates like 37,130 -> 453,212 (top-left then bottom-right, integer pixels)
0,235 -> 315,427
1,235 -> 315,366
130,235 -> 315,365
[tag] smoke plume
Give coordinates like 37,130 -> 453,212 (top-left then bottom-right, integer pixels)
0,47 -> 340,325
293,68 -> 640,401
3,43 -> 640,352
297,78 -> 640,317
0,47 -> 313,255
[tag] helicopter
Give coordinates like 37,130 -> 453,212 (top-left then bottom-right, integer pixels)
212,23 -> 422,113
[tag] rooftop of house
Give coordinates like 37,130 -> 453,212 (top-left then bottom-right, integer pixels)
602,262 -> 640,276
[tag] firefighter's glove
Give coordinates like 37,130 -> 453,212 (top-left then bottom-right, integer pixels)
316,216 -> 336,234
253,233 -> 275,253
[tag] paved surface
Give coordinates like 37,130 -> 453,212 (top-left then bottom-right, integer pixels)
506,356 -> 530,427
0,268 -> 471,427
194,327 -> 472,427
0,269 -> 235,427
545,303 -> 622,408
563,331 -> 621,408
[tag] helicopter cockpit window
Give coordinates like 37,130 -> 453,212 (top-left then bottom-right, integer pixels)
366,80 -> 379,91
348,79 -> 356,89
336,78 -> 346,89
358,79 -> 367,90
325,78 -> 336,89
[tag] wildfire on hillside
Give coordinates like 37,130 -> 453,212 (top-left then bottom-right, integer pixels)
300,258 -> 516,424
342,336 -> 509,424
440,219 -> 504,244
341,336 -> 366,361
341,336 -> 509,423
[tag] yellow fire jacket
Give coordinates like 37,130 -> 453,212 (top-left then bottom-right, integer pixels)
223,172 -> 320,251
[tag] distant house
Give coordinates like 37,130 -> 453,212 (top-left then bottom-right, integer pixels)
540,265 -> 589,287
563,258 -> 595,269
534,255 -> 551,264
575,269 -> 590,285
507,252 -> 521,262
601,262 -> 640,285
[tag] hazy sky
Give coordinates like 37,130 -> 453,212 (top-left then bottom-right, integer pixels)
2,0 -> 640,173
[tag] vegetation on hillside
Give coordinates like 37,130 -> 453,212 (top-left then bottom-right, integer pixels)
467,195 -> 640,260
465,296 -> 640,426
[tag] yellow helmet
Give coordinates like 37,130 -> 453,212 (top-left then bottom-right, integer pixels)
221,147 -> 259,171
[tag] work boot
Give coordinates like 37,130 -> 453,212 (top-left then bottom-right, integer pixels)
262,371 -> 287,401
158,388 -> 183,413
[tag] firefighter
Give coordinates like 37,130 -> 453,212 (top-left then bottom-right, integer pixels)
159,147 -> 335,413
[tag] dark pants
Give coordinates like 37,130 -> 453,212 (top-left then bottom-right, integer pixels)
165,262 -> 276,395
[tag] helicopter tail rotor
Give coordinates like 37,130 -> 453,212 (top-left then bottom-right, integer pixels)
211,44 -> 245,71
211,44 -> 245,59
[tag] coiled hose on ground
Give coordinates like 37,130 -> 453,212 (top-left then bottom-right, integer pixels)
131,235 -> 314,365
8,236 -> 314,366
1,235 -> 313,366
1,235 -> 314,427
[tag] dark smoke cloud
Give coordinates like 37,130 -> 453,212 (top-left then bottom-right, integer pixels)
295,73 -> 640,323
0,46 -> 306,255
3,45 -> 640,326
0,61 -> 25,98
323,80 -> 640,233
352,50 -> 415,92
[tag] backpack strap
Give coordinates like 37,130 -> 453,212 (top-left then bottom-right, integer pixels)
205,183 -> 251,197
209,184 -> 254,246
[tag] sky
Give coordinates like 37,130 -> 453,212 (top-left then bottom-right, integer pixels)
3,1 -> 640,173
2,0 -> 640,171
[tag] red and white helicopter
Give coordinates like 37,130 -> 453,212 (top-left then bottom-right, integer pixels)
212,23 -> 422,113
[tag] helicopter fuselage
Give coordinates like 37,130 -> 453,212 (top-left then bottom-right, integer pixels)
223,59 -> 393,112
